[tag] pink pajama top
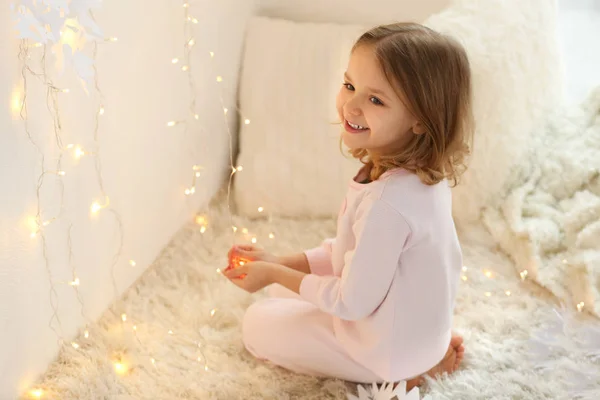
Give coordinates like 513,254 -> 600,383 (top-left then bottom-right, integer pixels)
299,168 -> 462,381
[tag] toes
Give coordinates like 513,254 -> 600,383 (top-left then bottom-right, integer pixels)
450,334 -> 464,349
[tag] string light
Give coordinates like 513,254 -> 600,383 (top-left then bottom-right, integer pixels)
84,330 -> 89,339
210,309 -> 216,317
182,65 -> 189,72
242,228 -> 248,234
71,342 -> 80,349
209,51 -> 214,58
172,58 -> 179,64
269,233 -> 275,239
232,226 -> 238,232
121,314 -> 127,322
129,260 -> 136,267
251,237 -> 257,244
10,86 -> 23,118
69,278 -> 80,286
244,119 -> 251,125
519,270 -> 528,280
166,121 -> 178,127
187,38 -> 195,47
216,76 -> 222,82
505,290 -> 511,296
461,275 -> 468,282
462,266 -> 468,272
113,361 -> 127,375
577,302 -> 585,312
257,207 -> 264,213
98,106 -> 105,116
168,330 -> 174,335
485,292 -> 492,297
29,389 -> 44,398
484,270 -> 492,278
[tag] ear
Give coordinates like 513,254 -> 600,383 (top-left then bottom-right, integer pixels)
412,121 -> 427,135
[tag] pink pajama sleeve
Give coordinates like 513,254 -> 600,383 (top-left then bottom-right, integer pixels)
304,238 -> 335,276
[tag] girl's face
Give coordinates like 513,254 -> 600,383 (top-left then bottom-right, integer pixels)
336,45 -> 420,157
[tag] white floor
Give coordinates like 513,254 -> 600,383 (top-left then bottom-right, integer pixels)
557,0 -> 600,104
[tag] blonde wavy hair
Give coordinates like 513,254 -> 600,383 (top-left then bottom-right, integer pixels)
345,22 -> 474,187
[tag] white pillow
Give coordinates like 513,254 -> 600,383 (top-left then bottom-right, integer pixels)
234,0 -> 562,222
233,17 -> 365,217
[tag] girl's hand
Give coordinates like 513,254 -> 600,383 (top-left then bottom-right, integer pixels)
228,245 -> 279,265
223,261 -> 282,293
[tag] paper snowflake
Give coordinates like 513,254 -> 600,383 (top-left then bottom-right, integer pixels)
348,381 -> 432,400
11,0 -> 105,88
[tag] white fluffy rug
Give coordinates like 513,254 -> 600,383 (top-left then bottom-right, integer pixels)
24,194 -> 600,399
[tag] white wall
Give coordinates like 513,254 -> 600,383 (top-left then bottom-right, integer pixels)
0,0 -> 255,397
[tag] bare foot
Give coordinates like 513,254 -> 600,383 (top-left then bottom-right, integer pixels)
405,334 -> 464,391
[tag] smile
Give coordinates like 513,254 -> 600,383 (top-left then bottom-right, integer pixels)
345,120 -> 369,133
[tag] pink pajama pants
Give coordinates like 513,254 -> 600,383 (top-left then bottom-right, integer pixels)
242,284 -> 383,383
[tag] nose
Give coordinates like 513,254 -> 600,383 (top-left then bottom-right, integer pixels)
344,96 -> 362,117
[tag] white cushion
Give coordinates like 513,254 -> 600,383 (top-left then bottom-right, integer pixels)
234,17 -> 364,217
234,0 -> 562,222
255,0 -> 450,25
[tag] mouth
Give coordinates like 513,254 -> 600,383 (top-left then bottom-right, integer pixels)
344,119 -> 370,134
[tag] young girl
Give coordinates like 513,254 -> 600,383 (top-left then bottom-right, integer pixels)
224,22 -> 472,390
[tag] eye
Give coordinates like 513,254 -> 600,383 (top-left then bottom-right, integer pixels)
370,97 -> 384,106
343,82 -> 355,91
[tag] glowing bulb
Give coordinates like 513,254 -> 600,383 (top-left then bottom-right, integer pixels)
172,58 -> 179,64
200,226 -> 206,234
505,290 -> 511,296
223,107 -> 228,115
182,65 -> 189,72
236,166 -> 243,172
151,358 -> 156,365
33,43 -> 43,48
187,39 -> 195,47
216,76 -> 223,82
30,232 -> 37,239
239,261 -> 245,266
244,119 -> 251,125
121,314 -> 127,322
204,365 -> 209,371
133,325 -> 137,331
191,18 -> 198,24
462,266 -> 467,272
577,302 -> 585,312
84,330 -> 89,338
251,237 -> 257,244
10,87 -> 23,117
562,259 -> 568,264
114,362 -> 127,375
461,275 -> 467,282
210,309 -> 216,317
197,357 -> 202,362
69,278 -> 80,286
74,147 -> 85,159
29,389 -> 44,398
209,51 -> 215,58
195,172 -> 201,177
183,2 -> 189,7
242,228 -> 248,234
129,260 -> 136,267
195,215 -> 208,225
62,88 -> 70,93
194,114 -> 199,120
71,342 -> 80,349
99,107 -> 105,116
216,268 -> 221,274
520,270 -> 528,280
168,330 -> 174,335
484,271 -> 492,278
66,144 -> 74,149
58,171 -> 66,176
269,233 -> 275,239
167,121 -> 177,127
258,207 -> 264,213
232,226 -> 238,232
484,292 -> 492,297
91,202 -> 102,214
110,37 -> 118,42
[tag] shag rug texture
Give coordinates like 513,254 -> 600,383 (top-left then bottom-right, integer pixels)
25,90 -> 600,399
